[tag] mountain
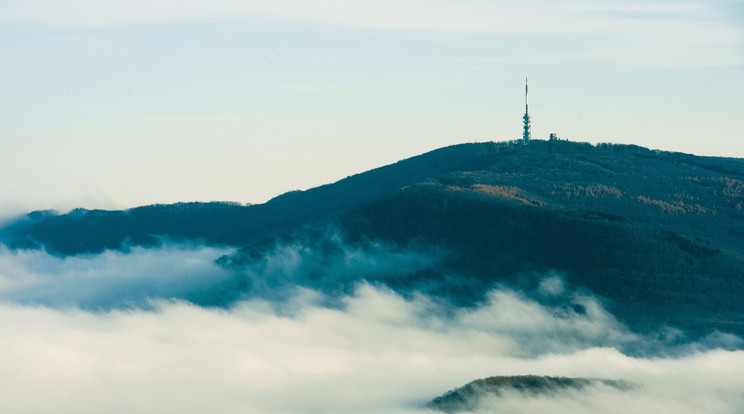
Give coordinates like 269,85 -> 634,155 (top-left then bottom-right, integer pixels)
427,375 -> 633,413
0,141 -> 487,254
2,140 -> 743,338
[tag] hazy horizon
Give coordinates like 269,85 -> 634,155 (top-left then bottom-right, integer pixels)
2,0 -> 743,215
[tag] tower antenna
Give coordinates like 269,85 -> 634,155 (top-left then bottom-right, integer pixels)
522,77 -> 531,141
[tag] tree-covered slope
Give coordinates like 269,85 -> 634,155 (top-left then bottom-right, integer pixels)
0,142 -> 505,254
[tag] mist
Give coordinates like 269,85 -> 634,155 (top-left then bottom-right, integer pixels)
0,239 -> 742,413
0,244 -> 238,309
0,233 -> 443,309
0,284 -> 741,413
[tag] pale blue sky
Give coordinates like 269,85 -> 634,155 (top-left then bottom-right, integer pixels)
1,0 -> 743,215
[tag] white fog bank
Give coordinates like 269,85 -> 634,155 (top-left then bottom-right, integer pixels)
0,284 -> 741,414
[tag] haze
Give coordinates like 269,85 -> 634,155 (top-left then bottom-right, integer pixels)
1,0 -> 743,215
0,243 -> 742,413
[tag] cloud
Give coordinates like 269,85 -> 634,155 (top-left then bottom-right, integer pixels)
0,237 -> 742,412
1,1 -> 740,68
0,243 -> 239,309
216,231 -> 444,304
257,44 -> 285,72
0,0 -> 723,32
0,284 -> 741,414
0,234 -> 737,354
0,232 -> 445,309
463,377 -> 743,414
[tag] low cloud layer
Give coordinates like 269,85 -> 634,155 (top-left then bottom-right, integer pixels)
0,236 -> 442,309
0,241 -> 742,413
227,233 -> 442,301
0,285 -> 742,414
0,244 -> 238,308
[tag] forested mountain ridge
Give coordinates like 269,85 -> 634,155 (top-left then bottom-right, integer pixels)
4,140 -> 742,254
427,375 -> 634,413
0,141 -> 504,254
1,140 -> 743,338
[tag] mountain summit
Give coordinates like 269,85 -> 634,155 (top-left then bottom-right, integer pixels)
2,140 -> 743,339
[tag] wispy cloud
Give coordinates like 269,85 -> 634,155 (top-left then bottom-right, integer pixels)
258,45 -> 285,73
0,244 -> 238,309
1,1 -> 740,68
275,83 -> 351,94
0,0 -> 725,33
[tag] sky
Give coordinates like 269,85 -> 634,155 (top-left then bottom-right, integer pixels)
1,0 -> 743,215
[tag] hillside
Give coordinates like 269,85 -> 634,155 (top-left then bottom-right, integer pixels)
0,142 -> 490,254
427,375 -> 633,413
1,140 -> 743,338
